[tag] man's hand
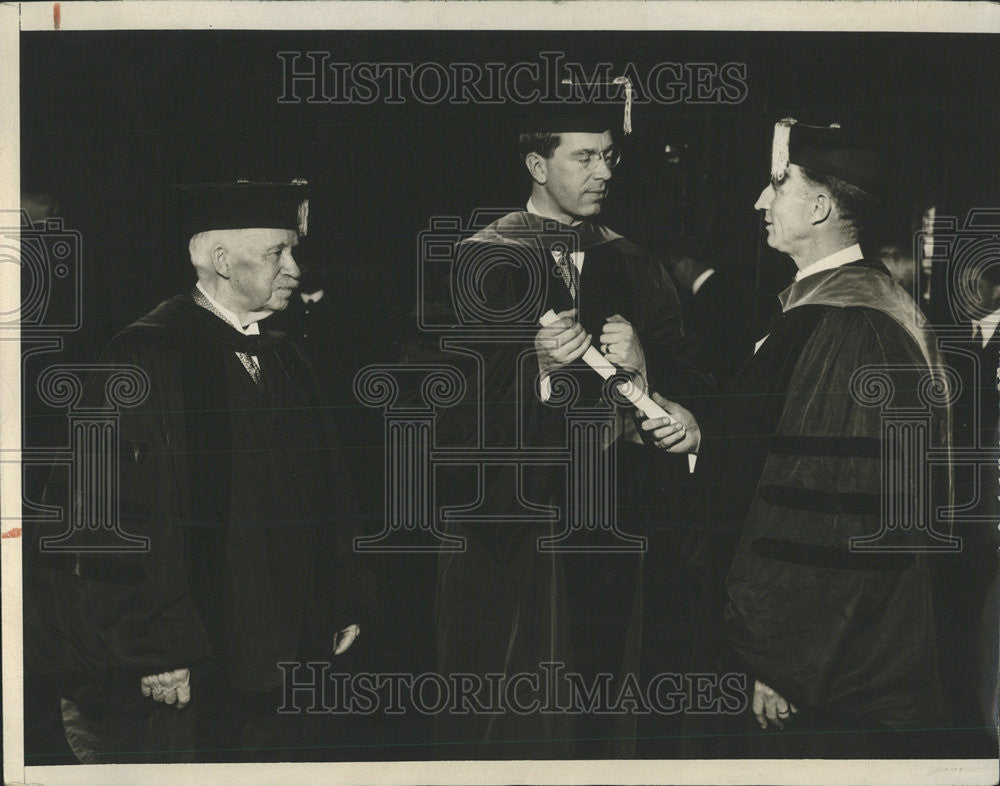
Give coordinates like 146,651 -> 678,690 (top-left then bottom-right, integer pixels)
333,624 -> 361,656
600,314 -> 646,378
639,392 -> 701,454
752,679 -> 798,730
139,668 -> 190,709
534,309 -> 592,376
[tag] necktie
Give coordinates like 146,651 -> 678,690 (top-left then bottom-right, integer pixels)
973,322 -> 983,348
192,289 -> 263,387
237,352 -> 262,386
553,246 -> 579,300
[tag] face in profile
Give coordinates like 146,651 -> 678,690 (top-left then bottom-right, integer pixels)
754,165 -> 816,257
225,228 -> 301,315
534,131 -> 616,224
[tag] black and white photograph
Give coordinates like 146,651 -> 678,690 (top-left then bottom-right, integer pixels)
2,2 -> 999,784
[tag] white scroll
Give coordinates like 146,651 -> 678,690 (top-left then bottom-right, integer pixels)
539,309 -> 696,472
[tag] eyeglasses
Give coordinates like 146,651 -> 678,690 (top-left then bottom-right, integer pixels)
573,148 -> 622,170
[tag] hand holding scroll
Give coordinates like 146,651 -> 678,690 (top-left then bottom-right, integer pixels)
599,314 -> 646,380
538,309 -> 696,471
638,392 -> 701,454
534,308 -> 592,375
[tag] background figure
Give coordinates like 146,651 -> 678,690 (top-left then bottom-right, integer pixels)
269,238 -> 362,439
874,235 -> 935,316
938,261 -> 1000,756
271,237 -> 429,758
877,241 -> 917,292
271,241 -> 342,385
20,185 -> 84,766
21,190 -> 60,225
666,241 -> 750,387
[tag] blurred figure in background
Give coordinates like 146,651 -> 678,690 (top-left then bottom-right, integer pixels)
270,238 -> 346,405
938,260 -> 1000,756
666,241 -> 750,387
877,241 -> 917,292
21,189 -> 60,224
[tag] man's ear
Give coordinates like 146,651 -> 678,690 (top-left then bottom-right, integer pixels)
811,192 -> 833,226
211,242 -> 231,279
525,152 -> 547,185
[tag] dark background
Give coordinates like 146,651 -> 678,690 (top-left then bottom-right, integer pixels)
21,31 -> 1000,347
19,29 -> 1000,760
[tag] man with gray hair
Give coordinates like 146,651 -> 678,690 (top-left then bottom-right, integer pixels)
29,180 -> 373,763
645,121 -> 951,756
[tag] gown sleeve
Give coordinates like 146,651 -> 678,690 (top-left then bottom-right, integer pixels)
32,332 -> 213,681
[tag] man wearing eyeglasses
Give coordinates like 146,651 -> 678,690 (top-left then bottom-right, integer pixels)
432,101 -> 712,758
644,120 -> 954,757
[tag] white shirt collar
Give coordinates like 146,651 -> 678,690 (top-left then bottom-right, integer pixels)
196,281 -> 260,336
526,199 -> 584,270
974,308 -> 1000,347
301,289 -> 325,304
794,243 -> 863,282
691,268 -> 716,295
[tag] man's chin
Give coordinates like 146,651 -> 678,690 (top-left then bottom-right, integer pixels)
272,288 -> 296,305
256,294 -> 293,318
249,308 -> 278,322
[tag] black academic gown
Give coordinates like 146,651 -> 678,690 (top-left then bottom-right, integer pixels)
26,291 -> 375,763
681,269 -> 752,387
427,211 -> 712,758
690,260 -> 952,757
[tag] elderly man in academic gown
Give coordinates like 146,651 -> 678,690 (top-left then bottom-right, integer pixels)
644,121 -> 953,757
26,181 -> 374,763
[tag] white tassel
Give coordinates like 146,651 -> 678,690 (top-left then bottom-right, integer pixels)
614,76 -> 633,135
291,179 -> 309,236
297,198 -> 309,236
771,117 -> 797,181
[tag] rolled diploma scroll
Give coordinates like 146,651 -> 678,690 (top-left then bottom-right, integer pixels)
539,309 -> 696,473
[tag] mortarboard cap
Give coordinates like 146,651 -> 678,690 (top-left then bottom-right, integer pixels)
173,179 -> 310,239
770,118 -> 884,200
518,76 -> 633,137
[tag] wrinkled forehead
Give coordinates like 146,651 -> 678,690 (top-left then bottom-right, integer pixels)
231,227 -> 299,250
